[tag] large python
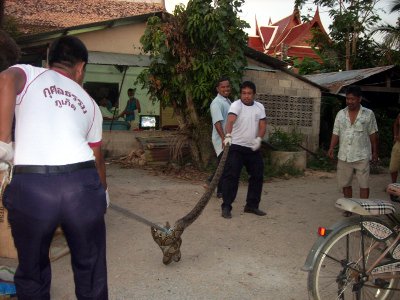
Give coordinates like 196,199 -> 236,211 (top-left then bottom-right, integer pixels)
151,144 -> 229,265
0,147 -> 230,265
0,162 -> 13,200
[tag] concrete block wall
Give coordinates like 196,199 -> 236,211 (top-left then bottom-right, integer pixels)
243,68 -> 321,151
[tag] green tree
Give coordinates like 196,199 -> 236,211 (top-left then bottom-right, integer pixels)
391,0 -> 400,12
292,27 -> 381,74
293,57 -> 322,75
137,0 -> 249,167
372,1 -> 400,65
296,0 -> 382,70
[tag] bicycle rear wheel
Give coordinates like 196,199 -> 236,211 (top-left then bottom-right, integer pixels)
308,222 -> 399,300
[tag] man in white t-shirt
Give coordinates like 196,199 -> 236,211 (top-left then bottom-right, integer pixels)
0,36 -> 109,299
222,81 -> 267,219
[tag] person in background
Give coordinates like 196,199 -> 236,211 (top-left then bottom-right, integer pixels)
118,88 -> 141,129
208,77 -> 232,198
222,81 -> 267,219
99,97 -> 123,121
0,36 -> 109,299
328,85 -> 378,216
389,113 -> 400,202
104,96 -> 113,111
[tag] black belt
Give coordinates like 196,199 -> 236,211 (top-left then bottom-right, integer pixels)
13,161 -> 96,174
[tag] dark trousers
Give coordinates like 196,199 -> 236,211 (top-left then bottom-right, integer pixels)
207,151 -> 224,194
3,168 -> 108,300
221,144 -> 264,211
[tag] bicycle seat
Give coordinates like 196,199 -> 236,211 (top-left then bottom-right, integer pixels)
335,198 -> 396,216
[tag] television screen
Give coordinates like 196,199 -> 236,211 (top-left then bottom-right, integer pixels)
139,115 -> 159,130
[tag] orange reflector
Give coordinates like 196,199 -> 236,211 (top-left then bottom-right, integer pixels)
318,227 -> 327,236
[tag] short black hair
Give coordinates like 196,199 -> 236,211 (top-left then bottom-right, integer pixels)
48,36 -> 88,67
345,85 -> 362,97
128,88 -> 135,93
216,76 -> 230,88
240,81 -> 256,94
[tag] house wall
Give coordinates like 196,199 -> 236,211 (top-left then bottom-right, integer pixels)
76,23 -> 159,128
84,64 -> 160,127
78,23 -> 147,54
20,21 -> 322,151
244,58 -> 321,151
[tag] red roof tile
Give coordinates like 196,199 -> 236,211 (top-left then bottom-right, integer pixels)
278,23 -> 310,47
5,0 -> 163,34
248,8 -> 330,63
259,26 -> 277,48
248,36 -> 264,52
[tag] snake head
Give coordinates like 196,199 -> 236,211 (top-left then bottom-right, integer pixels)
151,222 -> 184,265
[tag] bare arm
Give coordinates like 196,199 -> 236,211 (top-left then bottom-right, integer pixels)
214,120 -> 225,142
0,68 -> 25,142
327,134 -> 339,159
92,146 -> 107,189
117,102 -> 128,118
369,132 -> 378,162
394,114 -> 400,142
136,99 -> 141,114
258,119 -> 267,138
224,113 -> 237,135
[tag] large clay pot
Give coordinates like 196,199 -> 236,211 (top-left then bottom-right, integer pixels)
270,150 -> 307,171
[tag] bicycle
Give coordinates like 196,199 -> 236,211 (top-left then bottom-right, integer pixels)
303,183 -> 400,300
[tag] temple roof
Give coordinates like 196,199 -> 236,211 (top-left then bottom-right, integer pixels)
249,7 -> 329,62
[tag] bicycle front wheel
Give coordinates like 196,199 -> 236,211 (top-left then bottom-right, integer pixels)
308,222 -> 399,300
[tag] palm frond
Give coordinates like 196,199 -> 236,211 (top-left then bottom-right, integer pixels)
391,0 -> 400,13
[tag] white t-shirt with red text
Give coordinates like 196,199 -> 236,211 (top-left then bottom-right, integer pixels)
12,64 -> 103,165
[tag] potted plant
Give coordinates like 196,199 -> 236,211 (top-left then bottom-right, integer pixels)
268,127 -> 307,171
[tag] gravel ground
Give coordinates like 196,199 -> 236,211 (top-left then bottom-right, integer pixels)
0,163 -> 393,299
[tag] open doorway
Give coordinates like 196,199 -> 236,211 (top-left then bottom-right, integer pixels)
83,82 -> 120,107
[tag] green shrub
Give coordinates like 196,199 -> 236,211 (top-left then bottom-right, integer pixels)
307,149 -> 336,172
268,127 -> 304,151
262,150 -> 304,179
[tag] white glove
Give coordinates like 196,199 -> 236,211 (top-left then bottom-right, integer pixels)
105,189 -> 110,208
0,141 -> 13,161
251,137 -> 262,151
223,133 -> 232,146
0,162 -> 9,171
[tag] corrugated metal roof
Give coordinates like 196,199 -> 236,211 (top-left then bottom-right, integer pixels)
88,51 -> 151,67
305,65 -> 396,94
